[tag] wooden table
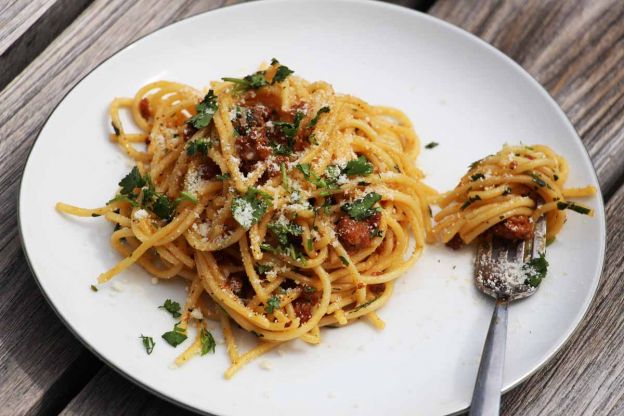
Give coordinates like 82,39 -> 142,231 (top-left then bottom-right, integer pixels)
1,0 -> 622,414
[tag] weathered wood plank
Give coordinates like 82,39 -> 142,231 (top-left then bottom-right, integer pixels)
0,0 -> 56,53
430,0 -> 624,198
427,0 -> 624,414
59,367 -> 196,416
0,0 -> 93,91
500,181 -> 624,415
0,0 -> 236,414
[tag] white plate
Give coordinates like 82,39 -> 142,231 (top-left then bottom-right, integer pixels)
19,1 -> 606,415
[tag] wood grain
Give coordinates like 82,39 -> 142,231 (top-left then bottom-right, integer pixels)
430,0 -> 624,199
0,0 -> 92,91
59,367 -> 196,416
0,0 -> 237,414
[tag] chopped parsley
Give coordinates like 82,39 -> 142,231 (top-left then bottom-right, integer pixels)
425,141 -> 439,149
461,195 -> 481,210
161,322 -> 187,347
556,201 -> 591,215
90,285 -> 98,292
186,138 -> 211,156
222,62 -> 293,92
296,163 -> 340,195
341,192 -> 382,220
107,194 -> 139,207
174,191 -> 198,205
274,111 -> 304,139
231,187 -> 273,229
215,173 -> 230,181
118,166 -> 145,195
256,264 -> 273,275
370,228 -> 384,238
151,194 -> 175,220
187,90 -> 218,129
200,328 -> 216,355
352,297 -> 380,313
471,173 -> 485,181
110,168 -> 194,220
307,237 -> 314,251
280,162 -> 289,191
523,253 -> 549,287
139,335 -> 155,354
272,65 -> 294,84
530,173 -> 547,188
343,155 -> 373,176
159,299 -> 182,318
339,255 -> 349,266
265,295 -> 280,314
268,220 -> 303,247
308,106 -> 330,128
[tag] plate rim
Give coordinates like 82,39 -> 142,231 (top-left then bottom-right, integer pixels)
17,0 -> 607,414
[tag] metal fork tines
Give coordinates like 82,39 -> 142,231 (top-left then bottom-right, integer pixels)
469,215 -> 547,416
475,216 -> 546,301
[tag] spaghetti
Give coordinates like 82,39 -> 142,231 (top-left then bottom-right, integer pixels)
56,60 -> 435,377
428,144 -> 595,247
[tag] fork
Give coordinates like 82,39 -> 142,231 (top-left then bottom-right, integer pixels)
469,215 -> 547,416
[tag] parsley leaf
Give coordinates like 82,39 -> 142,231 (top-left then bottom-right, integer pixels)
90,285 -> 98,292
139,335 -> 155,354
151,194 -> 175,220
222,71 -> 268,91
159,299 -> 182,318
339,255 -> 349,266
162,322 -> 187,347
174,191 -> 198,205
274,111 -> 304,139
341,192 -> 382,220
268,220 -> 303,247
231,188 -> 273,229
556,201 -> 591,215
272,65 -> 294,84
215,173 -> 230,181
200,328 -> 216,355
280,162 -> 289,191
530,173 -> 547,188
308,106 -> 330,128
119,167 -> 145,195
425,142 -> 439,149
187,90 -> 218,129
256,264 -> 273,275
107,194 -> 139,207
523,253 -> 549,287
461,195 -> 481,210
296,163 -> 340,195
186,138 -> 211,156
351,297 -> 380,313
343,155 -> 373,176
265,295 -> 280,314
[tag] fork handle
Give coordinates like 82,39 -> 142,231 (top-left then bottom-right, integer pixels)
469,299 -> 509,416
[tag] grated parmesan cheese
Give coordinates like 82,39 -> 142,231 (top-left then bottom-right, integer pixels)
133,209 -> 149,220
190,308 -> 204,320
